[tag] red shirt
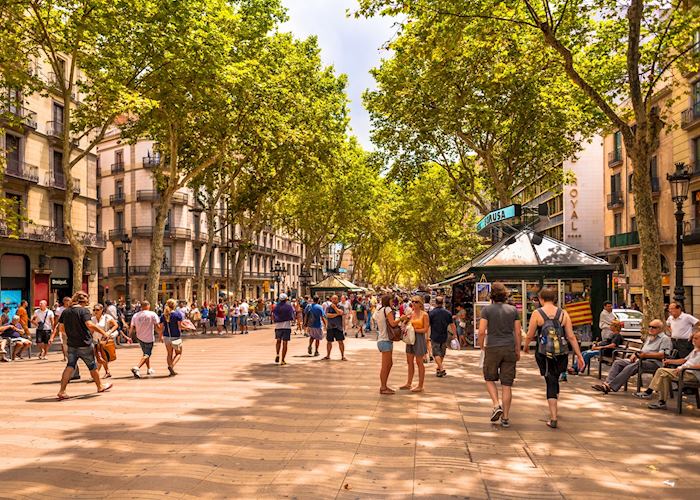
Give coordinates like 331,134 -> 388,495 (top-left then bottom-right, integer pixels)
216,304 -> 225,318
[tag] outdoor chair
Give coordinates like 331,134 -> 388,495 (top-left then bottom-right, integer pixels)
670,368 -> 700,415
595,339 -> 642,380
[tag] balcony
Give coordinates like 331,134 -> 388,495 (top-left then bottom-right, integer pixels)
607,191 -> 624,209
0,223 -> 104,247
45,172 -> 80,194
608,150 -> 623,167
46,120 -> 64,140
251,244 -> 275,255
142,155 -> 161,168
609,231 -> 640,248
243,271 -> 273,280
109,193 -> 126,206
107,267 -> 126,277
136,190 -> 159,202
108,228 -> 128,241
129,265 -> 194,276
46,72 -> 78,100
681,102 -> 700,130
172,192 -> 189,204
4,159 -> 39,183
111,162 -> 124,174
132,226 -> 154,237
166,227 -> 191,239
1,104 -> 38,129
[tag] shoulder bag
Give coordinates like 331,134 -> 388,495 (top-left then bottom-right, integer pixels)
384,307 -> 402,342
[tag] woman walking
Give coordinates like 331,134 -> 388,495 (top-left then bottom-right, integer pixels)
524,287 -> 584,429
375,295 -> 401,394
160,298 -> 184,376
91,304 -> 119,378
400,295 -> 430,393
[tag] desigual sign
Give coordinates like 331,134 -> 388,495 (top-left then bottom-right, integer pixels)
51,278 -> 69,288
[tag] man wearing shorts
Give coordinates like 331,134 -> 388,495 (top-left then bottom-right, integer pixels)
239,299 -> 249,334
130,300 -> 161,378
324,295 -> 347,361
32,300 -> 55,360
56,291 -> 112,400
273,294 -> 295,365
216,298 -> 226,334
306,296 -> 326,357
429,296 -> 453,378
478,282 -> 521,428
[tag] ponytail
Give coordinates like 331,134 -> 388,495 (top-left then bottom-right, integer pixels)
164,298 -> 177,322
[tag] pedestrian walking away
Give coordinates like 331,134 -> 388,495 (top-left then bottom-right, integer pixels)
429,296 -> 453,379
160,299 -> 184,376
273,293 -> 296,365
216,299 -> 226,334
523,287 -> 584,429
354,297 -> 366,338
239,299 -> 250,334
32,300 -> 55,360
56,291 -> 113,400
324,295 -> 347,360
129,300 -> 161,378
478,283 -> 521,428
400,295 -> 429,393
375,295 -> 401,394
305,296 -> 325,357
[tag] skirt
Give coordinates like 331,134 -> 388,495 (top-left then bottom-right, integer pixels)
406,333 -> 427,357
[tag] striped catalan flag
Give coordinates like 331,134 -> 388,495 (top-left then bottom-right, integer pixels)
565,301 -> 593,327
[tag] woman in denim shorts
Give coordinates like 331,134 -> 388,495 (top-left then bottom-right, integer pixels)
376,295 -> 401,395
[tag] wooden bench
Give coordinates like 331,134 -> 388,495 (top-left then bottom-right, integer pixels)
671,368 -> 700,415
590,338 -> 643,380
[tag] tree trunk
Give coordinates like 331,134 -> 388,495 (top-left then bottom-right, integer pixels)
145,195 -> 171,306
232,249 -> 246,300
197,205 -> 217,304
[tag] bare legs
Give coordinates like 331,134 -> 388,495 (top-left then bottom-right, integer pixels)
325,340 -> 346,360
165,343 -> 182,375
275,339 -> 288,363
401,354 -> 425,391
485,381 -> 512,419
57,365 -> 106,399
379,350 -> 394,394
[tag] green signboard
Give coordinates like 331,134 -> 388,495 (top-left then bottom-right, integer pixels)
476,204 -> 521,232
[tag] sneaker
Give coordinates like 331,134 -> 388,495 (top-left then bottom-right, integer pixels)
275,355 -> 279,364
500,418 -> 510,428
490,406 -> 503,422
147,369 -> 155,376
280,361 -> 287,366
314,351 -> 319,356
648,401 -> 667,410
308,345 -> 312,355
440,370 -> 446,377
634,391 -> 652,400
131,367 -> 141,379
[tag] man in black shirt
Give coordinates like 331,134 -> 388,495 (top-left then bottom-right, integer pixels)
56,291 -> 112,400
429,297 -> 453,377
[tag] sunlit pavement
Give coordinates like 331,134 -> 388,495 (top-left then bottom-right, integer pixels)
1,328 -> 698,499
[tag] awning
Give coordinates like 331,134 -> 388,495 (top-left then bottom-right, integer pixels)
429,273 -> 474,288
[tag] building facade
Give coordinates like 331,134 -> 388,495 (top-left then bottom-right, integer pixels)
602,72 -> 699,312
1,55 -> 102,309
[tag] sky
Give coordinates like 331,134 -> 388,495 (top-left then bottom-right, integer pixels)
280,0 -> 398,150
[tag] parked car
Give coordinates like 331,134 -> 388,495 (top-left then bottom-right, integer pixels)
612,308 -> 643,337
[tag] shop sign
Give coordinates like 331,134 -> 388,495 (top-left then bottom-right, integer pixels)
51,278 -> 70,288
476,204 -> 521,232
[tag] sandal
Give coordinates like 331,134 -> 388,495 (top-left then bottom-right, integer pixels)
98,383 -> 113,393
411,387 -> 424,393
591,384 -> 608,394
546,419 -> 557,429
379,388 -> 396,395
57,393 -> 70,401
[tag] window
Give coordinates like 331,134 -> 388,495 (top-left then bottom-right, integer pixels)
209,251 -> 214,274
115,247 -> 124,269
613,131 -> 622,159
6,193 -> 22,217
52,102 -> 63,125
611,173 -> 621,194
115,211 -> 124,229
57,58 -> 66,78
220,252 -> 225,275
631,254 -> 639,269
162,247 -> 172,271
114,150 -> 123,166
52,150 -> 63,176
628,173 -> 634,191
53,203 -> 64,236
194,247 -> 200,274
693,137 -> 700,168
630,216 -> 637,232
614,213 -> 623,234
4,133 -> 21,173
115,180 -> 123,196
193,212 -> 201,238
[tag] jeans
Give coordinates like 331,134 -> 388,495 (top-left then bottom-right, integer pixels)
67,345 -> 97,371
605,358 -> 660,392
573,350 -> 599,372
232,316 -> 239,332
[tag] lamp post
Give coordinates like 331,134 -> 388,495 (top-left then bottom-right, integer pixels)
299,268 -> 312,297
667,162 -> 691,308
120,233 -> 132,318
272,261 -> 286,298
220,244 -> 231,301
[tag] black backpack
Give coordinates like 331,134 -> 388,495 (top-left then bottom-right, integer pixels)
536,307 -> 568,358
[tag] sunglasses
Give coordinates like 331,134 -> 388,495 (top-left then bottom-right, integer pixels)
649,325 -> 662,329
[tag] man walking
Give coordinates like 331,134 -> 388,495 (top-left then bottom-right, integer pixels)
273,294 -> 295,365
429,296 -> 453,378
306,296 -> 326,357
593,318 -> 671,394
478,283 -> 522,427
32,300 -> 55,360
599,301 -> 615,341
666,302 -> 698,359
324,295 -> 347,361
130,300 -> 161,378
239,298 -> 250,334
56,291 -> 112,400
354,297 -> 367,338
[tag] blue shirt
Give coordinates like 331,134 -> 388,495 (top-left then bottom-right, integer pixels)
307,303 -> 325,329
201,308 -> 209,319
160,310 -> 183,338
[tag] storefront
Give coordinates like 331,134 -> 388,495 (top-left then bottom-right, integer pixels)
49,257 -> 73,303
432,230 -> 613,342
0,253 -> 30,316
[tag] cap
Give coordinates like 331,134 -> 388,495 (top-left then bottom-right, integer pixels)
279,293 -> 288,301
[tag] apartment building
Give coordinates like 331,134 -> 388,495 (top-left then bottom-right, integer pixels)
1,56 -> 102,309
602,72 -> 699,312
96,133 -> 308,303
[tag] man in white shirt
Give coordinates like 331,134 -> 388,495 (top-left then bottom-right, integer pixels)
599,301 -> 615,341
666,302 -> 698,358
32,300 -> 55,360
239,299 -> 249,334
129,300 -> 161,378
105,300 -> 118,321
645,329 -> 700,410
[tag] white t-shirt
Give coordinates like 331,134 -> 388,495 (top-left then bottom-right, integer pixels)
239,302 -> 249,315
33,308 -> 54,330
667,313 -> 699,340
107,304 -> 118,319
374,306 -> 395,342
131,310 -> 160,343
91,313 -> 116,341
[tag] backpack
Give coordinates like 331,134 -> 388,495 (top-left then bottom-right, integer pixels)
536,308 -> 568,358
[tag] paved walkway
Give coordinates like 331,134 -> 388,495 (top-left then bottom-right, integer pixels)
1,328 -> 698,499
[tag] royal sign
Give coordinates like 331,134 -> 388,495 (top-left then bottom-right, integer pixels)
476,204 -> 522,232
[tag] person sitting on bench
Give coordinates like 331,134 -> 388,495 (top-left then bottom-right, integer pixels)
572,321 -> 624,373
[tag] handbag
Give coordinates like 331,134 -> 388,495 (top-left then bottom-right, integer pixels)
181,319 -> 196,331
384,308 -> 402,342
100,339 -> 117,362
450,338 -> 460,350
402,323 -> 416,345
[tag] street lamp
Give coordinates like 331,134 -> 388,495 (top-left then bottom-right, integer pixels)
299,268 -> 312,297
272,261 -> 286,298
120,233 -> 133,319
220,244 -> 231,301
667,162 -> 691,308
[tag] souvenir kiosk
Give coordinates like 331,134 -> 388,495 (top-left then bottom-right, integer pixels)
433,223 -> 613,343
